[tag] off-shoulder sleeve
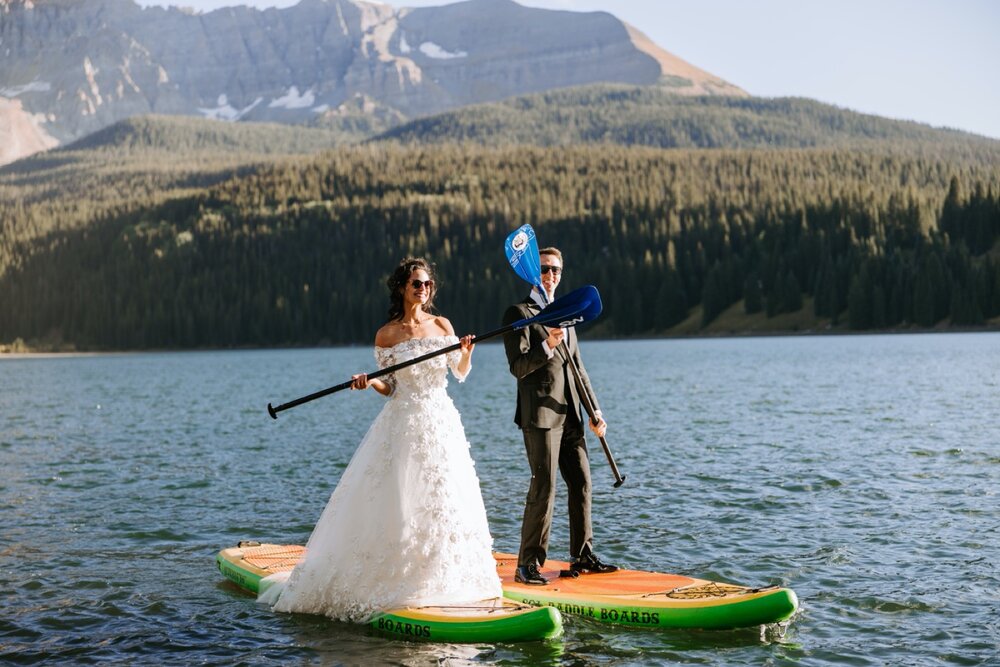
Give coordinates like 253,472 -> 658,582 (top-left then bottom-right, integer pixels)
374,347 -> 397,396
446,336 -> 470,383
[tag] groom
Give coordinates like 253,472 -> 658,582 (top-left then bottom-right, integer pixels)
502,247 -> 618,585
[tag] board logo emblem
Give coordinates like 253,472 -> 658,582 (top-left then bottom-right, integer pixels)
559,315 -> 584,327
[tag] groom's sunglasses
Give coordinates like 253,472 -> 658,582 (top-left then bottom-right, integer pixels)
540,266 -> 562,275
410,279 -> 435,290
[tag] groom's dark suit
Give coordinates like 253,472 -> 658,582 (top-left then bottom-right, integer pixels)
503,295 -> 601,569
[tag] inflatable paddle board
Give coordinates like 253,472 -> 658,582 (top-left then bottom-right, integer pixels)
495,553 -> 797,629
216,543 -> 562,643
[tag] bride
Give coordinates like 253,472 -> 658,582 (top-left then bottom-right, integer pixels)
261,257 -> 502,621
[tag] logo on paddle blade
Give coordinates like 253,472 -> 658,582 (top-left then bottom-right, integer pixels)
511,231 -> 529,253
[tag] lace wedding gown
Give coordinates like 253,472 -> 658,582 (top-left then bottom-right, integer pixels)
261,335 -> 503,622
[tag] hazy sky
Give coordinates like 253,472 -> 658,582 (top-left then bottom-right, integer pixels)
136,0 -> 1000,139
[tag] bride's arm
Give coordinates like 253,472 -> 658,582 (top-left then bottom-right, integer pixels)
355,329 -> 396,397
453,334 -> 474,379
439,317 -> 473,382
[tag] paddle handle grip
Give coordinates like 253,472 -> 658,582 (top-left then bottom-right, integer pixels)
599,434 -> 627,488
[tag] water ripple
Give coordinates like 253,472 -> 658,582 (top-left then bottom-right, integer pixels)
1,334 -> 998,664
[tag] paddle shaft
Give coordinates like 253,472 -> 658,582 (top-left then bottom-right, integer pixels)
269,322 -> 505,419
268,284 -> 602,419
554,343 -> 626,487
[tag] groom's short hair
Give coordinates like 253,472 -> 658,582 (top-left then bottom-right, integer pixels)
539,247 -> 563,263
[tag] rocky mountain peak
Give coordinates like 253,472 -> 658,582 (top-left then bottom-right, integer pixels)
0,0 -> 746,164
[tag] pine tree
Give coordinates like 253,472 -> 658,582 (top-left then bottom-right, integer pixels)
848,262 -> 874,329
744,271 -> 763,314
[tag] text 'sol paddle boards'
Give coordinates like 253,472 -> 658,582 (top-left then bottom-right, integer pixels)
495,553 -> 797,630
216,543 -> 562,643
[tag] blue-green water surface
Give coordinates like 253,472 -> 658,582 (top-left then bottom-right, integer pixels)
1,333 -> 998,665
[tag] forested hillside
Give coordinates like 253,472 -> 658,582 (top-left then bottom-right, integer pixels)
0,116 -> 346,286
59,115 -> 351,155
3,142 -> 999,351
374,87 -> 996,150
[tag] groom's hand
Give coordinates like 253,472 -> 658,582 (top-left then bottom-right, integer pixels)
545,327 -> 565,349
589,414 -> 607,438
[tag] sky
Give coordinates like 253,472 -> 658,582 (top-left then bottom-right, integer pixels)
136,0 -> 1000,139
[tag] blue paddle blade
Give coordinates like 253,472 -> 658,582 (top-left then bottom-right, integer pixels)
512,285 -> 603,329
504,224 -> 543,290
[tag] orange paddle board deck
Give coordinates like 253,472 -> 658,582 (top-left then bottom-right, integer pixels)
494,553 -> 797,629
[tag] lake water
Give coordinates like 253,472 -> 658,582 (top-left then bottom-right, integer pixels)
1,334 -> 998,665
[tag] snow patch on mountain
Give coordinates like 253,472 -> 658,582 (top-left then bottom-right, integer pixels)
1,81 -> 52,97
418,41 -> 467,59
197,94 -> 262,121
269,86 -> 315,110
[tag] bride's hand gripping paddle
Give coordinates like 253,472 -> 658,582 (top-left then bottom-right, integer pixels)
267,284 -> 603,419
503,224 -> 626,488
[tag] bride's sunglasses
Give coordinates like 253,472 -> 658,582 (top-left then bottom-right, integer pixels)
410,279 -> 435,290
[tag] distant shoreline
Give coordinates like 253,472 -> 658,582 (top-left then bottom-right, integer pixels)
4,323 -> 1000,357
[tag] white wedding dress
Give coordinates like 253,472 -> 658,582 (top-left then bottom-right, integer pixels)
261,335 -> 503,622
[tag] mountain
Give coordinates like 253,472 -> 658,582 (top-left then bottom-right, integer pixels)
0,0 -> 745,165
372,85 -> 1000,149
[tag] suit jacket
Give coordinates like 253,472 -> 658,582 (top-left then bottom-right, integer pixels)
503,296 -> 600,430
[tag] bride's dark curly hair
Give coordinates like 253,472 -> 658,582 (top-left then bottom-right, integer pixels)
386,257 -> 438,322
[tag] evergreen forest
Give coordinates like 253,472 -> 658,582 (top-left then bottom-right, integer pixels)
3,125 -> 1000,350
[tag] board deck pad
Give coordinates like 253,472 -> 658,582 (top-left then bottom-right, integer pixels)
493,553 -> 798,629
239,543 -> 304,573
215,543 -> 562,643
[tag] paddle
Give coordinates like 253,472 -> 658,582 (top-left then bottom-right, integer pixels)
504,224 -> 626,488
267,284 -> 604,419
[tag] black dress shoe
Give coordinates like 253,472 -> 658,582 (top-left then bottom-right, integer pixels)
570,552 -> 619,575
514,563 -> 548,585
